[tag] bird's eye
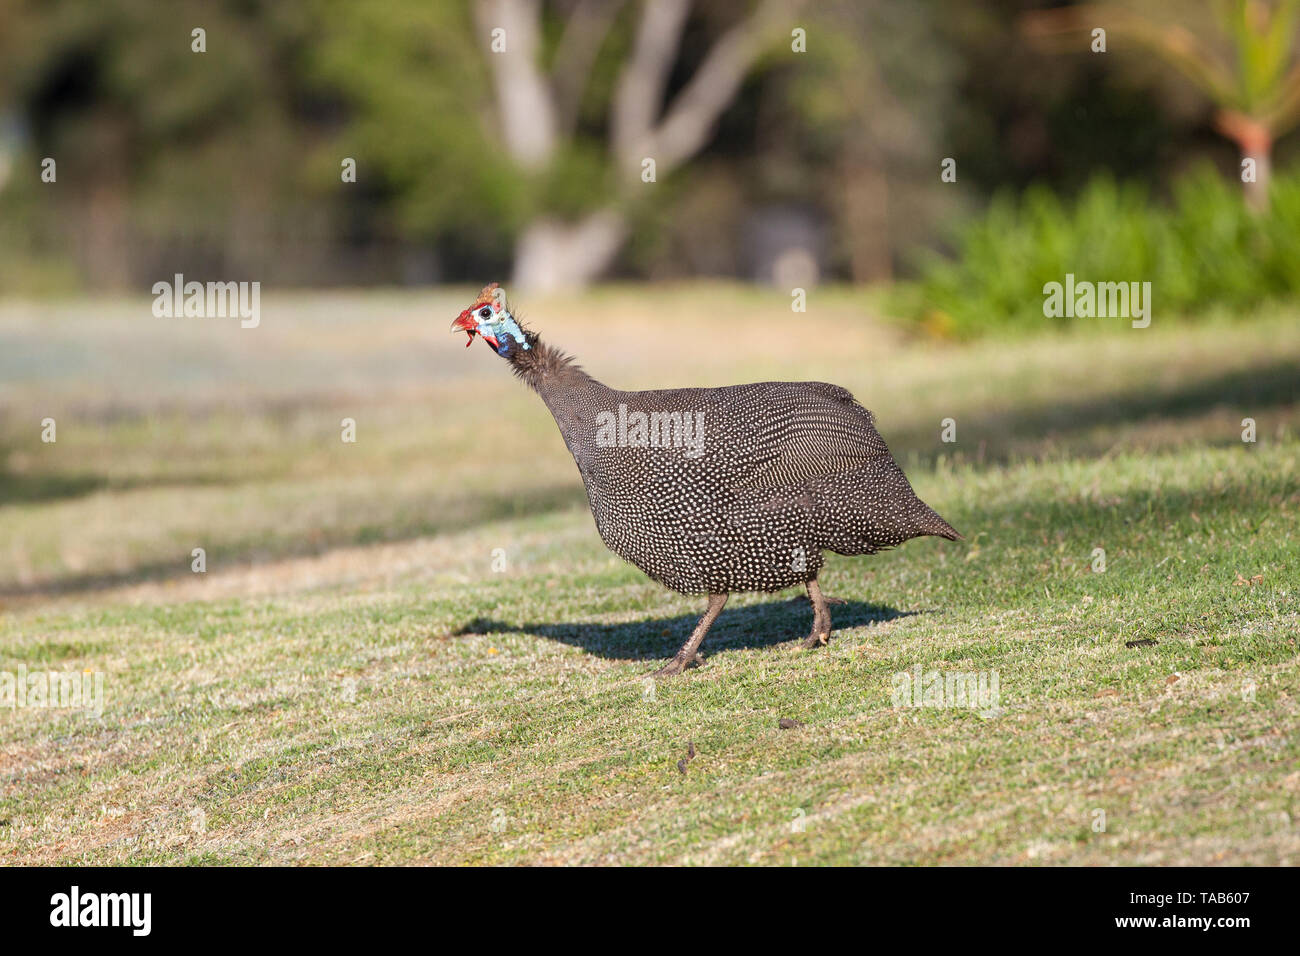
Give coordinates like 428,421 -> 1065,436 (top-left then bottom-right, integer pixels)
478,307 -> 491,319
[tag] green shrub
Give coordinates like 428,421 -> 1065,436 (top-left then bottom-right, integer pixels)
901,165 -> 1300,338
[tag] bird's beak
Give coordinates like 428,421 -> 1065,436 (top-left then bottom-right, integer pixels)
451,310 -> 478,348
451,310 -> 500,350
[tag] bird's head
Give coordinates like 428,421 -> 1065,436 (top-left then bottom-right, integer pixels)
451,283 -> 531,357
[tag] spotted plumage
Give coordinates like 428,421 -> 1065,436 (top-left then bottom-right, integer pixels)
452,285 -> 960,676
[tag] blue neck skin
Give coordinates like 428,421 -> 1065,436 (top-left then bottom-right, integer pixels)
492,314 -> 531,355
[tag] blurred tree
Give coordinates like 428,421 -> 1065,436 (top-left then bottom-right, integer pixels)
312,0 -> 805,291
1023,0 -> 1300,210
774,0 -> 960,282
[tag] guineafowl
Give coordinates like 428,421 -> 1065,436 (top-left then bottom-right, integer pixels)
452,284 -> 960,676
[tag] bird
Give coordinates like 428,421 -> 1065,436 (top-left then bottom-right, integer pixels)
452,283 -> 961,676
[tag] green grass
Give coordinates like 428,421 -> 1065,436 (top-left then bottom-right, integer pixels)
1,285 -> 1297,864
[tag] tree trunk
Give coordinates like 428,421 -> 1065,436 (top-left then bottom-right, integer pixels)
511,209 -> 627,293
1242,143 -> 1271,214
840,150 -> 893,283
490,0 -> 795,291
1216,110 -> 1272,213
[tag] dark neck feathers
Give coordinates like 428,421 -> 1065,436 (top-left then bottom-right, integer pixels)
504,330 -> 594,395
502,329 -> 608,451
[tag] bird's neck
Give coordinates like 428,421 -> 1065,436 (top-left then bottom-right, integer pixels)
506,333 -> 607,429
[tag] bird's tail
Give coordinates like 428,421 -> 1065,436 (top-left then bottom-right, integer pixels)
911,501 -> 962,541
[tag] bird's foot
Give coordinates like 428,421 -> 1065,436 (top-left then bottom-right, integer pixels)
653,651 -> 704,678
800,630 -> 831,650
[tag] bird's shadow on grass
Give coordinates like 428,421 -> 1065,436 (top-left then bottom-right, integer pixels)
455,596 -> 914,661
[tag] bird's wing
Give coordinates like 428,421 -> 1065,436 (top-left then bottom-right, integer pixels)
724,382 -> 894,490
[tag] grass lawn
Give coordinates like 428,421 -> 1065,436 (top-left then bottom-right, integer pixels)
1,285 -> 1297,864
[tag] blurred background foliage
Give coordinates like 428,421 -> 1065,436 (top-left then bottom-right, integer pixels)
903,165 -> 1300,337
2,0 -> 1299,334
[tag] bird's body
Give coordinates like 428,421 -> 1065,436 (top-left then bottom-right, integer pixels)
452,284 -> 960,675
540,375 -> 956,594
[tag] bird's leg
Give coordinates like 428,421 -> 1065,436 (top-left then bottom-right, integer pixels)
799,591 -> 847,606
655,593 -> 728,677
801,578 -> 833,648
